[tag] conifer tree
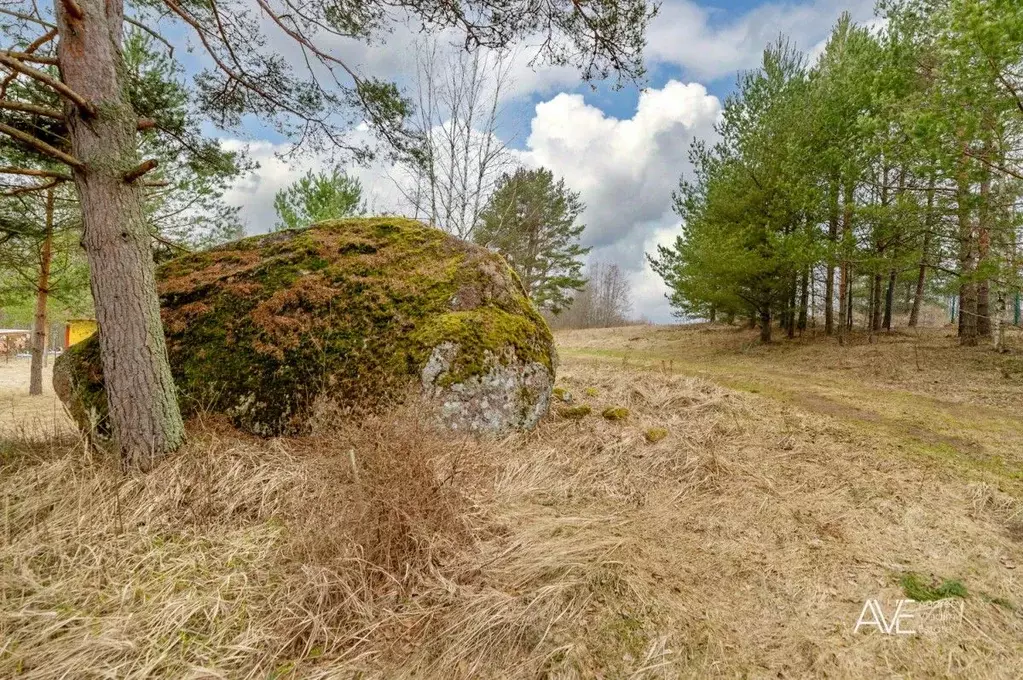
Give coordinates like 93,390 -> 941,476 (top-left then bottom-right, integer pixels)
475,167 -> 590,314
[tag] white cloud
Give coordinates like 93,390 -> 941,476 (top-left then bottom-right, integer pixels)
521,80 -> 720,256
647,0 -> 876,81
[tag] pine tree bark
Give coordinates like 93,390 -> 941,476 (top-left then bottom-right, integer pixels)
759,308 -> 772,343
57,0 -> 185,467
909,180 -> 935,328
977,162 -> 992,337
994,291 -> 1007,351
956,155 -> 978,347
798,267 -> 808,333
838,180 -> 854,339
883,268 -> 896,332
825,177 -> 838,335
871,273 -> 882,332
29,187 -> 54,396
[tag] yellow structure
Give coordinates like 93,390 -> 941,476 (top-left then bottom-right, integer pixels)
65,319 -> 97,347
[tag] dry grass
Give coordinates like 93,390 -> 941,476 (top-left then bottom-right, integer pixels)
2,330 -> 1023,677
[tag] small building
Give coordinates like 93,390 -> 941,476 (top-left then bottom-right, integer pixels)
65,319 -> 97,348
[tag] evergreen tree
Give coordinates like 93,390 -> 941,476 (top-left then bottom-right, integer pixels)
273,167 -> 364,230
475,167 -> 590,314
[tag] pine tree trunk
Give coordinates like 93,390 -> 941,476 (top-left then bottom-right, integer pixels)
825,177 -> 838,336
883,269 -> 896,332
977,163 -> 992,337
29,188 -> 54,396
798,267 -> 808,333
869,273 -> 882,332
846,267 -> 854,331
838,180 -> 854,340
956,157 -> 978,347
909,181 -> 934,328
994,291 -> 1007,352
760,308 -> 772,343
787,274 -> 796,339
58,0 -> 184,468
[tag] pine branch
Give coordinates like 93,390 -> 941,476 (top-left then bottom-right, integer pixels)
1,51 -> 58,65
125,17 -> 174,58
151,231 -> 192,253
0,8 -> 57,30
123,159 -> 158,183
0,166 -> 73,180
0,99 -> 64,119
0,53 -> 96,116
3,177 -> 64,196
0,28 -> 57,98
0,121 -> 84,168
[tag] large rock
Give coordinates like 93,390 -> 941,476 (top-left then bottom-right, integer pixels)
54,218 -> 556,437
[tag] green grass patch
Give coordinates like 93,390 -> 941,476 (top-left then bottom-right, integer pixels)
900,572 -> 968,601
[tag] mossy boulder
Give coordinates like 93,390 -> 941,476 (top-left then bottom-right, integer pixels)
54,218 -> 557,437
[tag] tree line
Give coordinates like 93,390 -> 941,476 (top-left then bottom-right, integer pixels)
650,0 -> 1023,347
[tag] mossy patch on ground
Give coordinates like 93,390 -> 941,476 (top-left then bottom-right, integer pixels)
557,405 -> 591,419
602,406 -> 629,421
55,218 -> 555,437
644,427 -> 669,443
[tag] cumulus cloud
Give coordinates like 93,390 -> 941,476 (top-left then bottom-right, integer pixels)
647,0 -> 876,81
520,80 -> 719,272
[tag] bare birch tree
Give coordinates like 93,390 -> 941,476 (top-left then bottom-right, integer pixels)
397,40 -> 514,239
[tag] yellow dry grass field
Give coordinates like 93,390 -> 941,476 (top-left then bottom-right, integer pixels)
2,326 -> 1023,678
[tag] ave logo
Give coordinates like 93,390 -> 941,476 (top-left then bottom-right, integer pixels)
853,599 -> 916,635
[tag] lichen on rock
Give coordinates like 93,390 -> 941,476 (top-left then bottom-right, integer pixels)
54,217 -> 557,438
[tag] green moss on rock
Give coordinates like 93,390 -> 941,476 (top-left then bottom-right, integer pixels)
55,218 -> 556,436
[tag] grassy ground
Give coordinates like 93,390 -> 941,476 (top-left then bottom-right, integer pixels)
2,327 -> 1022,678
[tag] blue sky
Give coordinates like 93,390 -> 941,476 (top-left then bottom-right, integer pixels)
211,0 -> 879,321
